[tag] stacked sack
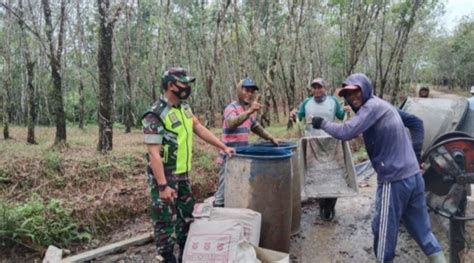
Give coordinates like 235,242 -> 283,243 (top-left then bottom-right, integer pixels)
183,203 -> 262,263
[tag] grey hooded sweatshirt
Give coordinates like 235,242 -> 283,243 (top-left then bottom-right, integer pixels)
320,73 -> 420,183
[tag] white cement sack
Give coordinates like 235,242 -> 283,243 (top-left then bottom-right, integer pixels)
183,220 -> 256,263
192,202 -> 213,218
235,240 -> 258,263
253,245 -> 290,263
209,207 -> 262,246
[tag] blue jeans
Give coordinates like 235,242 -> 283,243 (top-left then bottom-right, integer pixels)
213,163 -> 227,206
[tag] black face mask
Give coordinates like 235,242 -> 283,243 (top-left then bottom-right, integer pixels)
172,85 -> 192,100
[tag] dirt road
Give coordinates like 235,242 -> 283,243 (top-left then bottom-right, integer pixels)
81,90 -> 474,262
290,174 -> 461,263
90,172 -> 473,263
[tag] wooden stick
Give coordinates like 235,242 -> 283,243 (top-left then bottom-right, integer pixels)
60,232 -> 153,262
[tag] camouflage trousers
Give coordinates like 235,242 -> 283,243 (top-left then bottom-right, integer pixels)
147,167 -> 195,254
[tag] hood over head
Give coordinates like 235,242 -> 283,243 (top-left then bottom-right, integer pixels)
339,73 -> 374,111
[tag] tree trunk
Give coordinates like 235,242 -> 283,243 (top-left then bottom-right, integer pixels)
204,65 -> 215,127
97,0 -> 118,152
278,54 -> 289,116
260,88 -> 271,128
261,40 -> 280,126
271,89 -> 279,123
1,74 -> 10,140
26,61 -> 37,144
377,0 -> 421,100
390,1 -> 421,104
78,79 -> 85,129
204,0 -> 229,128
373,0 -> 387,96
76,1 -> 85,129
287,61 -> 296,129
2,49 -> 11,140
391,37 -> 408,105
1,0 -> 13,140
42,0 -> 67,145
20,70 -> 27,123
286,1 -> 302,129
343,1 -> 382,76
18,0 -> 37,144
124,5 -> 134,133
232,0 -> 245,76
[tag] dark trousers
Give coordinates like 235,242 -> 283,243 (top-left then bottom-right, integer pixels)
372,174 -> 442,262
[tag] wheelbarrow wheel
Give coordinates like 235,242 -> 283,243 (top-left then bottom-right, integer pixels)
320,207 -> 335,221
319,198 -> 337,221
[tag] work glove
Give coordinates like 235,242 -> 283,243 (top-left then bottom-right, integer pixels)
312,116 -> 324,129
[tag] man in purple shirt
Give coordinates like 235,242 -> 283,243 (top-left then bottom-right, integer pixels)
311,73 -> 446,263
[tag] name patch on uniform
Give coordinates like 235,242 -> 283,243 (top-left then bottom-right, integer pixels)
169,112 -> 182,128
183,108 -> 193,119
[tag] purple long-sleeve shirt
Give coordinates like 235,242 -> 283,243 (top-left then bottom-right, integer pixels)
321,74 -> 420,183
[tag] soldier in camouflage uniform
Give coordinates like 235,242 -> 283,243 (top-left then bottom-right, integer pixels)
142,67 -> 235,262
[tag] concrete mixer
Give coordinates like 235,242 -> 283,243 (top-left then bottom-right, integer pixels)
402,96 -> 474,263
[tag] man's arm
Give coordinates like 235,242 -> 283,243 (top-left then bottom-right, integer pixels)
147,145 -> 177,202
320,104 -> 382,140
225,100 -> 262,129
397,109 -> 424,163
148,144 -> 166,185
225,112 -> 252,129
142,113 -> 176,201
297,98 -> 310,121
193,116 -> 235,155
251,123 -> 279,145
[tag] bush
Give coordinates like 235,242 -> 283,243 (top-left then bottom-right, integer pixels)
0,169 -> 10,184
42,150 -> 61,174
352,146 -> 368,163
195,150 -> 217,172
0,194 -> 91,251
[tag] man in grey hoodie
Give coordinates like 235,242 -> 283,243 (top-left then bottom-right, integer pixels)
311,73 -> 446,263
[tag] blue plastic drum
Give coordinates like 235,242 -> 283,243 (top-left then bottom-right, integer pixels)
250,141 -> 301,235
224,145 -> 293,252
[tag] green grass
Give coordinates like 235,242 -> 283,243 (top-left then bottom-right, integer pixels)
0,126 -> 149,252
0,169 -> 10,183
195,150 -> 216,171
431,85 -> 472,98
259,124 -> 300,142
42,150 -> 61,174
0,122 -> 344,252
352,145 -> 368,163
0,194 -> 91,251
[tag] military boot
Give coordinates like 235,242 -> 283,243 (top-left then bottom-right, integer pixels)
156,251 -> 176,263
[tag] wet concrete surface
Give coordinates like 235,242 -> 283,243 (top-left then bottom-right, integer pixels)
91,174 -> 473,262
291,175 -> 474,263
291,175 -> 427,263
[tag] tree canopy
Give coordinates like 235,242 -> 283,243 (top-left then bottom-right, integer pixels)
0,0 -> 472,149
